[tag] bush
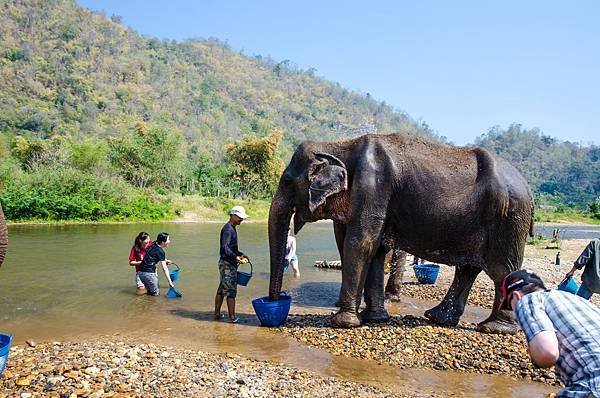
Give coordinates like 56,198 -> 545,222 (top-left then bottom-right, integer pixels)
0,166 -> 173,221
590,200 -> 600,220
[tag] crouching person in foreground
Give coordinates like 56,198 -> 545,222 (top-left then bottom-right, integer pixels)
500,269 -> 600,397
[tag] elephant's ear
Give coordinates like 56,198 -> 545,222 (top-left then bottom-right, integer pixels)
308,152 -> 348,212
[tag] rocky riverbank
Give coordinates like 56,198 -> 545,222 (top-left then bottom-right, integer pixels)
0,340 -> 413,398
275,239 -> 598,390
280,314 -> 560,386
396,239 -> 600,308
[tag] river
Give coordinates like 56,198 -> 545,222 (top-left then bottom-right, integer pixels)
0,222 -> 560,396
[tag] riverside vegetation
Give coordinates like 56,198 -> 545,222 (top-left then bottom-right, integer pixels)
0,0 -> 598,223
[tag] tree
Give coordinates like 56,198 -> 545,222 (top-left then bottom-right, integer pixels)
107,123 -> 187,189
224,131 -> 285,198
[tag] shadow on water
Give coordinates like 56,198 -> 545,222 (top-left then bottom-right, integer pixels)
169,308 -> 259,327
289,281 -> 340,308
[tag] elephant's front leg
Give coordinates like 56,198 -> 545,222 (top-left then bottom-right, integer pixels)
331,221 -> 384,328
424,265 -> 481,326
360,245 -> 390,323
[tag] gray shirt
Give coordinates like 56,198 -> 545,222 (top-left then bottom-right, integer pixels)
575,238 -> 600,293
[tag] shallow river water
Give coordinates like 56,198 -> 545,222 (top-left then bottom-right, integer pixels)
0,222 -> 556,397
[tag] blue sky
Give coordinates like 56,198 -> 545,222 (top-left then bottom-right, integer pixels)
78,0 -> 599,145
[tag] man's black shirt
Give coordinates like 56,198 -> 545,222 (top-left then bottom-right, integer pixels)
220,222 -> 244,264
139,242 -> 166,273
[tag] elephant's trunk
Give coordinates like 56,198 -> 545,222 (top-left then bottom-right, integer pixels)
0,202 -> 7,268
268,189 -> 293,299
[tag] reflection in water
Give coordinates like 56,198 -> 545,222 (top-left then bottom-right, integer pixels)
0,222 -> 555,396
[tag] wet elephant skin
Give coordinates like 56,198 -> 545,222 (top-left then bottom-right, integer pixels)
268,133 -> 534,333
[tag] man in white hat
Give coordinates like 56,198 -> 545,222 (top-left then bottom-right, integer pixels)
214,205 -> 249,323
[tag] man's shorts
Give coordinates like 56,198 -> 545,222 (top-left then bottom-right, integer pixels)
138,271 -> 159,296
217,259 -> 238,298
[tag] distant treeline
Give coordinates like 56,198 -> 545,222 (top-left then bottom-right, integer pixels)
475,124 -> 599,216
0,0 -> 597,221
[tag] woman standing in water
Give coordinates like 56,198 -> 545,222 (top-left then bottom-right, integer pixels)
128,232 -> 152,294
285,230 -> 300,278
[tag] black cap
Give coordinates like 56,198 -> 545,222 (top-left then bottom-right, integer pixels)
499,269 -> 546,310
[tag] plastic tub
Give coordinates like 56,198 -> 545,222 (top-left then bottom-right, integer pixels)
0,333 -> 13,377
252,293 -> 291,326
237,261 -> 253,286
413,263 -> 440,284
558,277 -> 579,294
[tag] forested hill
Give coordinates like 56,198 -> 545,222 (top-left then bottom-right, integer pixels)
475,124 -> 599,210
0,0 -> 432,157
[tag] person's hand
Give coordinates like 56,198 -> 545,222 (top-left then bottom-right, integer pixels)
166,260 -> 172,265
565,268 -> 576,279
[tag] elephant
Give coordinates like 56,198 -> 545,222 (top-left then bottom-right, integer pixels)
268,133 -> 534,333
0,202 -> 7,268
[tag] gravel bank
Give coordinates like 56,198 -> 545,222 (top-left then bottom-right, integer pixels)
0,340 -> 409,398
397,239 -> 600,308
280,314 -> 560,386
276,240 -> 599,388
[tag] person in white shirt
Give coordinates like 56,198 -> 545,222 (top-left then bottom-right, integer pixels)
284,230 -> 300,278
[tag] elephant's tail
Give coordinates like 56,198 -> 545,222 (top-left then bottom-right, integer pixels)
529,203 -> 535,238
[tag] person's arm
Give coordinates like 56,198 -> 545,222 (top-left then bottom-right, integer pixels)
129,248 -> 141,267
515,293 -> 559,368
574,241 -> 594,269
565,263 -> 578,279
528,330 -> 560,368
567,241 -> 595,278
160,260 -> 174,288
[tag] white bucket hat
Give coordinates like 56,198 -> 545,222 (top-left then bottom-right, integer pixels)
230,205 -> 248,219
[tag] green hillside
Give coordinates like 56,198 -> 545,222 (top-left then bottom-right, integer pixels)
0,0 -> 597,222
0,0 -> 432,153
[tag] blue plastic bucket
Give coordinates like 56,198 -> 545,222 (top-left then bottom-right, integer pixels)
169,263 -> 180,282
558,277 -> 579,294
413,263 -> 440,284
0,333 -> 13,377
237,261 -> 253,286
165,286 -> 183,298
252,293 -> 292,327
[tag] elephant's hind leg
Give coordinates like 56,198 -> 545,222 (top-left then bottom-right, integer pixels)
424,265 -> 481,326
385,249 -> 407,301
360,246 -> 390,323
476,268 -> 519,334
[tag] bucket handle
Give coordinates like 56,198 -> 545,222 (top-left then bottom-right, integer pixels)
239,260 -> 253,276
169,262 -> 180,271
